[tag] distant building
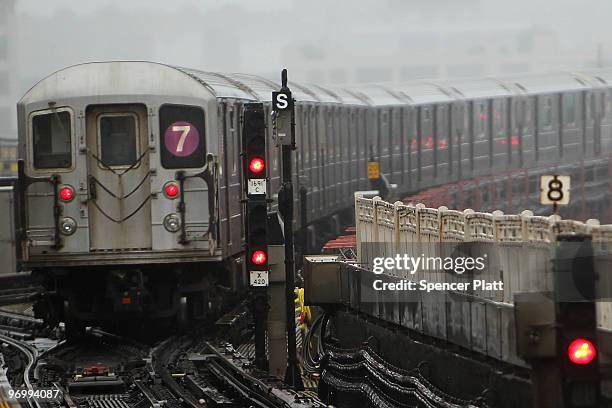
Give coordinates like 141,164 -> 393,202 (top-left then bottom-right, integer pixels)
0,0 -> 15,139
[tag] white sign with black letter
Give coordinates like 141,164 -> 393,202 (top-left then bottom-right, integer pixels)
249,270 -> 269,287
248,179 -> 266,195
540,175 -> 570,205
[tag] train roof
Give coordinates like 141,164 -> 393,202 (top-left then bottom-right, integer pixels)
18,61 -> 612,110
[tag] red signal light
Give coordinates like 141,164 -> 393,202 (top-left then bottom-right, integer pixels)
59,185 -> 75,202
249,157 -> 265,175
251,250 -> 267,265
164,182 -> 179,199
568,338 -> 597,365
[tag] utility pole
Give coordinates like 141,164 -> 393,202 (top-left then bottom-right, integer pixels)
272,69 -> 304,390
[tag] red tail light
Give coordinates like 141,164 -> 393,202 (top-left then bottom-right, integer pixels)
568,338 -> 597,365
59,185 -> 75,202
249,157 -> 265,175
164,182 -> 179,199
251,250 -> 267,265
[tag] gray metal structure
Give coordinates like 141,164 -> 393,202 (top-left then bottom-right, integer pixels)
13,61 -> 612,324
0,186 -> 15,275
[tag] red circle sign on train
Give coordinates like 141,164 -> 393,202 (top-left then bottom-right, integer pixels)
164,121 -> 199,157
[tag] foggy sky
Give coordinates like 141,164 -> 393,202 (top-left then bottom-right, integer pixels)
11,0 -> 612,85
5,0 -> 612,135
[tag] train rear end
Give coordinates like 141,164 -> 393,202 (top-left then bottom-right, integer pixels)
15,62 -> 229,332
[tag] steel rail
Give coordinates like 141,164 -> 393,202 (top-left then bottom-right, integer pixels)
0,334 -> 42,408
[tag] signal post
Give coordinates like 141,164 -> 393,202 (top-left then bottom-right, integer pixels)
273,69 -> 304,390
242,103 -> 269,371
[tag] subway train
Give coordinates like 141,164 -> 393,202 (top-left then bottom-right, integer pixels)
14,61 -> 612,331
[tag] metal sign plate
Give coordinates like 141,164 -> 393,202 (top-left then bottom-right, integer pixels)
367,161 -> 380,180
272,91 -> 292,111
248,179 -> 266,195
540,175 -> 570,205
249,270 -> 269,287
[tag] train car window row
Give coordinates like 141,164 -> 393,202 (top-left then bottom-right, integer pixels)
31,109 -> 72,169
160,104 -> 206,169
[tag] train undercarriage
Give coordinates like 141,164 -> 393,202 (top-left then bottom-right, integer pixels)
31,261 -> 244,337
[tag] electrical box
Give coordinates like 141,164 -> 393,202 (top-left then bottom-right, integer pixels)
514,292 -> 557,359
303,255 -> 349,306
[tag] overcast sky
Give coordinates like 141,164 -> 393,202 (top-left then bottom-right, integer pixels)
4,0 -> 612,136
11,0 -> 612,78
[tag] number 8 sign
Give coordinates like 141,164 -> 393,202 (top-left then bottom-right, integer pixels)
164,121 -> 199,157
540,175 -> 570,205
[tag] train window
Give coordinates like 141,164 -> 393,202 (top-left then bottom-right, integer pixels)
99,114 -> 138,167
32,110 -> 72,169
160,104 -> 206,169
474,102 -> 486,140
521,100 -> 530,125
540,97 -> 553,129
423,107 -> 430,122
493,105 -> 504,133
564,94 -> 577,126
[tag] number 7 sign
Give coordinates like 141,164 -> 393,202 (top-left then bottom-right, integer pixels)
164,121 -> 199,157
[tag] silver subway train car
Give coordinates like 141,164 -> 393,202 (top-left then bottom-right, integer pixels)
15,61 -> 612,331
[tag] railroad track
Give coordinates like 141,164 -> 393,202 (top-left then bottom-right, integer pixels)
0,307 -> 324,408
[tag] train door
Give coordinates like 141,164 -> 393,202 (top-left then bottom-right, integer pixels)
86,104 -> 151,250
561,92 -> 582,162
327,107 -> 336,211
404,106 -> 416,192
390,107 -> 402,186
472,99 -> 490,175
434,104 -> 450,182
511,96 -> 535,168
379,109 -> 391,179
536,94 -> 560,163
452,102 -> 469,181
584,89 -> 607,157
349,108 -> 359,195
358,108 -> 368,191
491,98 -> 508,172
226,103 -> 242,252
418,105 -> 434,184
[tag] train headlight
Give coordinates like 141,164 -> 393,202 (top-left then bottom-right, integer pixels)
163,214 -> 181,233
59,217 -> 77,236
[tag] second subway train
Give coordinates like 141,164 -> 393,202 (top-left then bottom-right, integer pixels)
14,62 -> 612,329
